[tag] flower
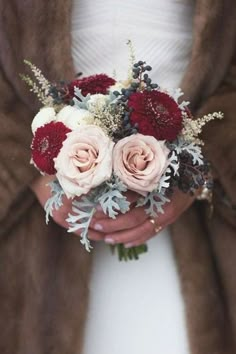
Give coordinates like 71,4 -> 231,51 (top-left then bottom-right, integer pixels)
128,90 -> 183,141
57,106 -> 94,130
113,134 -> 170,195
31,107 -> 56,134
54,125 -> 114,198
87,94 -> 109,111
69,74 -> 116,97
31,122 -> 71,175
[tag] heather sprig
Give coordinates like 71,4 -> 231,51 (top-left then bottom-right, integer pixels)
182,111 -> 224,144
20,60 -> 53,106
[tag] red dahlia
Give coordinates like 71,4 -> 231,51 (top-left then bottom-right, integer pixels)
128,91 -> 183,141
31,122 -> 71,175
69,74 -> 116,98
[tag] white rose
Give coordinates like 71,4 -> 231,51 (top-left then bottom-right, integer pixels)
87,94 -> 109,111
31,107 -> 56,134
57,106 -> 94,130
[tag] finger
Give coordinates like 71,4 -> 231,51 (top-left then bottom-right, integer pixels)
104,218 -> 160,245
51,197 -> 105,241
93,207 -> 109,220
53,210 -> 104,241
124,223 -> 162,248
147,189 -> 195,228
87,229 -> 105,241
125,190 -> 140,205
90,206 -> 148,233
67,225 -> 104,241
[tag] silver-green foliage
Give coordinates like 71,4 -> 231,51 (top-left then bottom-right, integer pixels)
44,180 -> 65,224
98,178 -> 130,218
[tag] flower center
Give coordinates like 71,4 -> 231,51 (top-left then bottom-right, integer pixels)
72,145 -> 98,173
126,147 -> 152,174
146,99 -> 169,126
40,137 -> 49,153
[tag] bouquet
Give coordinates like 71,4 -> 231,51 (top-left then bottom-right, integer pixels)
22,54 -> 223,261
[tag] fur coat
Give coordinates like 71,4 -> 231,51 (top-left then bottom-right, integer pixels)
0,0 -> 236,353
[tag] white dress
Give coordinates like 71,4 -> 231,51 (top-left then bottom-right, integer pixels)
71,1 -> 194,353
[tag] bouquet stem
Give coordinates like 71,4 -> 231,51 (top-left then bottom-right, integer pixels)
110,244 -> 148,261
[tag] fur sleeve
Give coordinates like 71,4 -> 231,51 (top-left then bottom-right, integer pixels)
197,80 -> 236,206
0,0 -> 74,229
0,69 -> 39,225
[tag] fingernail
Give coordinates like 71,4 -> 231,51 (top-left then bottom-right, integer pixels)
94,223 -> 103,231
124,243 -> 134,248
105,237 -> 115,244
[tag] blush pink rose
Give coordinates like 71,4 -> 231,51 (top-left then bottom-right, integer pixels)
113,134 -> 170,195
54,125 -> 114,198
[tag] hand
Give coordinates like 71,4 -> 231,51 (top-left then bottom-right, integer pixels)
90,189 -> 196,247
30,175 -> 105,241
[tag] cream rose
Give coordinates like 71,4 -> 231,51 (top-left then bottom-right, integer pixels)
54,125 -> 114,198
87,94 -> 109,111
113,134 -> 170,195
57,106 -> 94,130
31,107 -> 56,134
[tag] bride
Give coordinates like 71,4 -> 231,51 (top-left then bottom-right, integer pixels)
1,0 -> 235,353
71,2 -> 194,353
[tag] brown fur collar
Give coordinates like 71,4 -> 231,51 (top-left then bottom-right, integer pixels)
0,0 -> 75,110
181,0 -> 236,110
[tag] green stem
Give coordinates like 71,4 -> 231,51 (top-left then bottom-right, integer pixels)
110,244 -> 148,261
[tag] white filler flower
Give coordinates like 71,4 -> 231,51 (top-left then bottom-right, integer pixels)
31,107 -> 56,134
57,106 -> 94,130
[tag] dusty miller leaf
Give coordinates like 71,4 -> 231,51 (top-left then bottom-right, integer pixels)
73,87 -> 91,109
167,151 -> 179,176
44,180 -> 65,224
173,138 -> 203,165
157,173 -> 171,191
66,177 -> 130,250
166,88 -> 189,109
98,177 -> 130,219
66,196 -> 96,252
137,189 -> 170,217
156,151 -> 179,192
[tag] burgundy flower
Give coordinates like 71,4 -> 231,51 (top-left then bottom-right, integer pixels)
31,122 -> 71,175
69,74 -> 116,98
128,90 -> 183,141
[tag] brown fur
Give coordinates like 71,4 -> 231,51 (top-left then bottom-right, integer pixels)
0,0 -> 236,353
0,2 -> 92,353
